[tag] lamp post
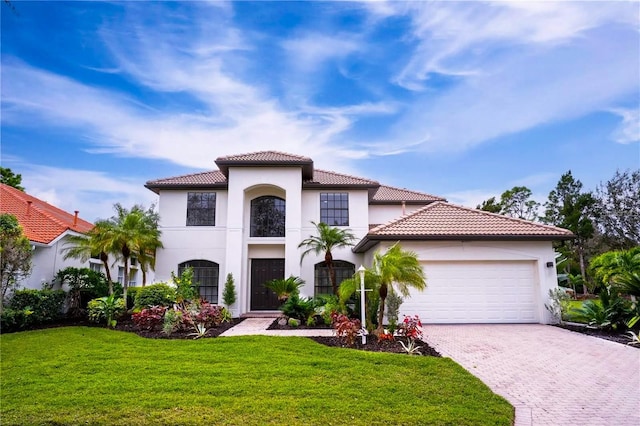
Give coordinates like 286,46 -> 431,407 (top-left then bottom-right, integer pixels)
357,265 -> 367,345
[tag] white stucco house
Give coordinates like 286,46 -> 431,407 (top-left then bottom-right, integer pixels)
145,151 -> 573,324
0,183 -> 133,291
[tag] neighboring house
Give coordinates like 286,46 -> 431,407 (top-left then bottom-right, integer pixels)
146,151 -> 573,323
0,183 -> 128,290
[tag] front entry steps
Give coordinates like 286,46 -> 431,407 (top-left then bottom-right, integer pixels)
241,312 -> 280,318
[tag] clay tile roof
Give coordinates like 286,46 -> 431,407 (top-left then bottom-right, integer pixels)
368,201 -> 574,238
0,183 -> 94,245
371,184 -> 445,203
145,170 -> 227,192
216,151 -> 312,163
305,169 -> 379,187
215,150 -> 314,179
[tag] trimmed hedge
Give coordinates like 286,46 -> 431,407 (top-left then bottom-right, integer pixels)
1,289 -> 66,332
134,283 -> 176,309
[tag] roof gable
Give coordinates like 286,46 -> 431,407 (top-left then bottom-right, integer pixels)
0,183 -> 94,244
354,201 -> 573,252
215,150 -> 314,179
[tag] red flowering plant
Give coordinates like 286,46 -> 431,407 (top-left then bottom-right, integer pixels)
377,331 -> 395,342
397,315 -> 423,340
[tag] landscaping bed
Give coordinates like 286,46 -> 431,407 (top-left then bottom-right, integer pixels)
114,315 -> 245,339
555,323 -> 638,347
267,316 -> 331,330
310,335 -> 441,356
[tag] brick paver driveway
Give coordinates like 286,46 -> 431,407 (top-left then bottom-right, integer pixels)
424,324 -> 639,426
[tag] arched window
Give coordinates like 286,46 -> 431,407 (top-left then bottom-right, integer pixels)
178,260 -> 220,303
250,196 -> 285,237
314,260 -> 355,296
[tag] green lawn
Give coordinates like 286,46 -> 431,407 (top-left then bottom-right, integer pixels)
565,299 -> 601,322
1,327 -> 513,425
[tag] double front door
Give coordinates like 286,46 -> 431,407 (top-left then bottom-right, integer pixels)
250,259 -> 285,311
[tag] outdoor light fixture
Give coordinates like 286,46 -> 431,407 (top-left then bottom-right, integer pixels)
546,262 -> 554,268
357,265 -> 367,345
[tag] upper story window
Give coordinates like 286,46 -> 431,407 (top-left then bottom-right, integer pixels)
187,192 -> 216,226
320,193 -> 349,226
251,196 -> 285,237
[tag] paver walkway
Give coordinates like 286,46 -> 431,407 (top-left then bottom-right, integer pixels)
424,324 -> 640,426
220,317 -> 334,337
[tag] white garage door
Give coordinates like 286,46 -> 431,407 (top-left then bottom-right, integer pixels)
400,261 -> 539,323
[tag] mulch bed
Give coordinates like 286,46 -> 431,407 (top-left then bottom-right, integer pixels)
112,316 -> 246,339
555,323 -> 638,348
267,317 -> 331,330
309,336 -> 441,357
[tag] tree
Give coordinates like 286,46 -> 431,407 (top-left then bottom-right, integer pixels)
499,186 -> 540,221
101,204 -> 162,308
542,171 -> 595,289
342,243 -> 426,336
593,169 -> 640,249
0,214 -> 32,309
477,186 -> 540,221
222,273 -> 236,308
590,248 -> 640,298
0,167 -> 24,191
476,197 -> 501,213
298,221 -> 355,295
63,221 -> 115,292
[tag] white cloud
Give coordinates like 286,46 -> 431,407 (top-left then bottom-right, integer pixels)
16,162 -> 158,223
445,189 -> 500,209
609,108 -> 640,144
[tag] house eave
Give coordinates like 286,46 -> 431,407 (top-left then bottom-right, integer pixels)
216,160 -> 314,180
145,183 -> 229,194
353,233 -> 575,253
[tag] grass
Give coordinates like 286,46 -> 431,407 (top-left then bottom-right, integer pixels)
565,299 -> 601,323
1,327 -> 513,425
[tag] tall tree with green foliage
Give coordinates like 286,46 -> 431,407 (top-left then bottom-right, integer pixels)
477,186 -> 540,221
63,221 -> 115,291
542,171 -> 595,287
341,243 -> 426,336
299,221 -> 355,295
0,167 -> 25,191
0,214 -> 32,309
593,169 -> 640,249
100,204 -> 162,308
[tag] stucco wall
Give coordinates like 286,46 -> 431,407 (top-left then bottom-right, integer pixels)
368,204 -> 425,226
370,240 -> 558,323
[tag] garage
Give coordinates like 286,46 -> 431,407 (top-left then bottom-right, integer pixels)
400,260 -> 539,324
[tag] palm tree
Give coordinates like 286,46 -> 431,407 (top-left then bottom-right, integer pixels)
298,221 -> 355,295
264,276 -> 305,302
356,243 -> 426,336
102,204 -> 162,308
63,222 -> 115,293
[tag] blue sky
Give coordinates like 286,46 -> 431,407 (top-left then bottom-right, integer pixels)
2,1 -> 639,222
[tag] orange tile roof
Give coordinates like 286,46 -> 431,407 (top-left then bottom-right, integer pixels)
371,184 -> 445,203
0,183 -> 93,244
369,202 -> 574,238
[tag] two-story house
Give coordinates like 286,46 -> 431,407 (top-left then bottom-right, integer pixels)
145,151 -> 572,324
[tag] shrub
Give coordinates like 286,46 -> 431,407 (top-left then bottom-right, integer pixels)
545,288 -> 571,323
87,295 -> 125,328
134,283 -> 176,309
280,293 -> 315,322
222,273 -> 236,308
0,307 -> 32,332
265,276 -> 304,302
385,291 -> 403,332
182,301 -> 224,329
331,312 -> 361,347
397,315 -> 423,340
314,294 -> 342,325
571,288 -> 632,330
7,289 -> 66,327
132,306 -> 167,331
162,308 -> 183,335
126,287 -> 142,309
171,268 -> 198,303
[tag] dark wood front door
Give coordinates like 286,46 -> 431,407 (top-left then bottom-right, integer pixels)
250,259 -> 285,310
